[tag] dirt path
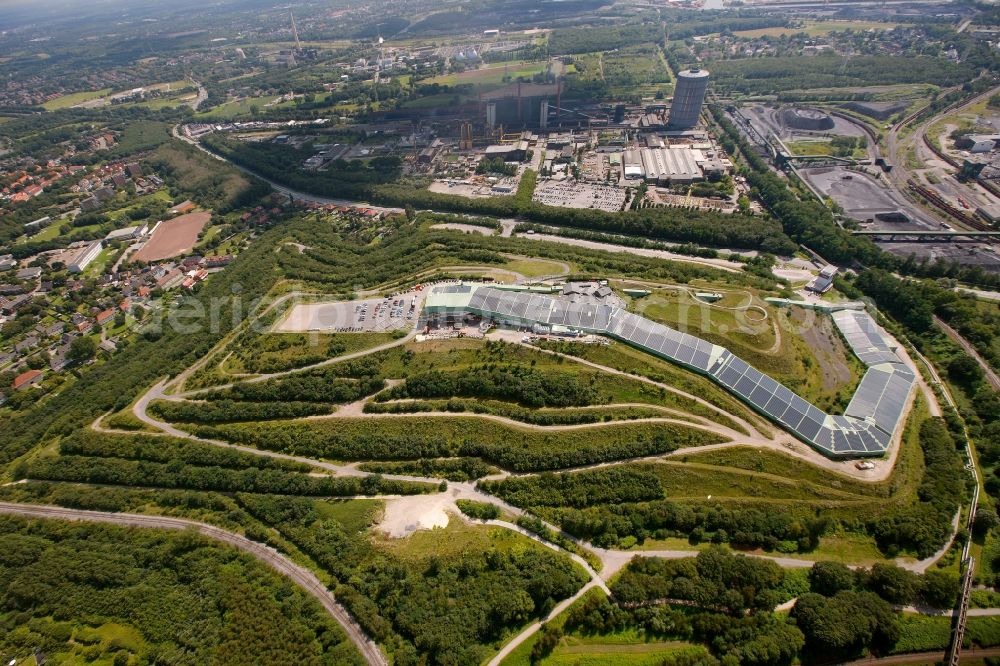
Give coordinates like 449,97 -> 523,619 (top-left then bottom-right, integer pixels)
179,329 -> 418,397
0,501 -> 387,666
514,232 -> 744,273
302,409 -> 744,442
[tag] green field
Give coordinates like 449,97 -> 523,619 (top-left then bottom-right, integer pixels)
785,140 -> 868,159
42,87 -> 112,110
424,60 -> 551,91
503,257 -> 570,278
733,20 -> 906,39
196,95 -> 281,120
220,331 -> 400,375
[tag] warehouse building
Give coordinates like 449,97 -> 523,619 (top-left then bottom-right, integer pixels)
621,147 -> 729,185
483,141 -> 528,162
68,240 -> 103,274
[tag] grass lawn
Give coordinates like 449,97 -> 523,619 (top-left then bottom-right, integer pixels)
786,141 -> 834,157
503,257 -> 569,278
501,587 -> 709,665
22,221 -> 65,244
424,60 -> 549,91
314,498 -> 383,534
220,331 -> 400,374
83,247 -> 116,277
540,640 -> 708,665
42,87 -> 112,110
375,520 -> 557,563
196,95 -> 280,120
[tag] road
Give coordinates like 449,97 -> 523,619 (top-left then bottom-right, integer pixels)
934,315 -> 1000,391
188,79 -> 208,110
0,501 -> 388,666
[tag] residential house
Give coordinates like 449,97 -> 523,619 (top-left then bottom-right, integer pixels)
50,346 -> 70,371
12,369 -> 42,390
15,266 -> 42,281
95,308 -> 115,326
14,336 -> 39,354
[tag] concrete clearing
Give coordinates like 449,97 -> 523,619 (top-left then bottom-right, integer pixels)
377,494 -> 453,538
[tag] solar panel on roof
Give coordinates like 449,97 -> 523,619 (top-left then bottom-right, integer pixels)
763,394 -> 791,418
833,431 -> 849,452
735,374 -> 758,397
691,350 -> 711,371
676,343 -> 697,365
749,384 -> 773,407
442,286 -> 916,458
799,417 -> 823,441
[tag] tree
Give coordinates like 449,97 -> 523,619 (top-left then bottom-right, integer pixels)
792,591 -> 899,659
26,352 -> 49,370
67,336 -> 97,363
947,354 -> 984,387
866,563 -> 917,605
809,561 -> 855,596
974,508 -> 1000,536
919,570 -> 958,609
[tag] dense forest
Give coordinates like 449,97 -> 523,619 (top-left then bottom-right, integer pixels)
235,493 -> 588,665
539,549 -> 962,665
377,365 -> 599,408
708,55 -> 974,94
0,515 -> 365,665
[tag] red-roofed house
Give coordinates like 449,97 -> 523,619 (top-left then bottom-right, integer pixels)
12,369 -> 42,391
95,308 -> 115,325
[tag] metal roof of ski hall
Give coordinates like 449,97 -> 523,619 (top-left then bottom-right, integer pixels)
424,284 -> 915,458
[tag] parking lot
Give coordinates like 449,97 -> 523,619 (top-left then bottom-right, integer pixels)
532,180 -> 626,212
275,289 -> 427,333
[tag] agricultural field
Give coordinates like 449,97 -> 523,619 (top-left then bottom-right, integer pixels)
132,211 -> 210,262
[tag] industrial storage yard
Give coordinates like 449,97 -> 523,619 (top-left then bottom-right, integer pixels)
800,166 -> 1000,270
